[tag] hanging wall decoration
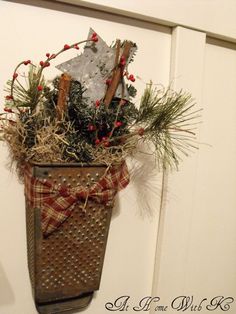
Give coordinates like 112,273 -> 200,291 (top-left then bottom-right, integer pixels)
0,28 -> 199,314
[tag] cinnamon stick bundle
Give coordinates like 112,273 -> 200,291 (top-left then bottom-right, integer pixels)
56,73 -> 71,119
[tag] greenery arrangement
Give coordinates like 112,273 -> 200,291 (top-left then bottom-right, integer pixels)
0,30 -> 198,178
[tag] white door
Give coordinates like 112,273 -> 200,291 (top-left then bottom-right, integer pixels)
0,2 -> 170,313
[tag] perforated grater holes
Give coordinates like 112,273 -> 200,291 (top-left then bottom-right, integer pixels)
25,163 -> 113,304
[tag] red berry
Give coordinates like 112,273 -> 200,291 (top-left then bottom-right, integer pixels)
64,44 -> 70,50
103,141 -> 110,147
95,139 -> 100,145
5,95 -> 13,100
91,33 -> 98,42
138,127 -> 145,136
37,85 -> 43,91
88,124 -> 96,131
13,72 -> 18,79
128,74 -> 135,82
120,55 -> 126,66
120,99 -> 127,106
4,107 -> 13,113
74,44 -> 80,50
51,54 -> 56,59
95,99 -> 100,107
102,136 -> 108,141
39,61 -> 44,67
105,79 -> 112,86
115,121 -> 122,127
23,60 -> 31,65
46,53 -> 50,58
45,61 -> 50,67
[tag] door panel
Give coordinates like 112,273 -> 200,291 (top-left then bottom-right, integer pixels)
187,40 -> 236,296
152,28 -> 236,314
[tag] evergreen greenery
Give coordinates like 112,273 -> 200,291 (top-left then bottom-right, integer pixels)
1,38 -> 199,172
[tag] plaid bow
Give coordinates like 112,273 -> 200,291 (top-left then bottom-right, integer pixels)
24,162 -> 129,236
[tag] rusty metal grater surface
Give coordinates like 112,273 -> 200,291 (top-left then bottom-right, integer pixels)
25,163 -> 113,304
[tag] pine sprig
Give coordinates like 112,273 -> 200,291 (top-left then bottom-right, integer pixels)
135,83 -> 200,169
5,65 -> 46,112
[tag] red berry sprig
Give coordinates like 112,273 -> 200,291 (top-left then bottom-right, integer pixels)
88,124 -> 96,131
91,32 -> 98,42
4,108 -> 13,113
115,121 -> 122,127
37,85 -> 43,91
120,55 -> 126,66
23,60 -> 31,65
138,127 -> 145,136
5,95 -> 13,101
94,136 -> 111,147
128,74 -> 135,82
63,44 -> 70,50
105,79 -> 112,86
95,99 -> 100,107
12,72 -> 18,79
103,141 -> 110,147
39,61 -> 50,68
9,35 -> 99,108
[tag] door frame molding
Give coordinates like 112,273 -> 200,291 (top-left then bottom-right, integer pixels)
54,0 -> 236,44
6,0 -> 236,44
150,27 -> 206,313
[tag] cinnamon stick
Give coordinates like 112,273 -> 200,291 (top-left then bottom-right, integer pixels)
111,39 -> 121,82
104,41 -> 132,106
56,73 -> 71,120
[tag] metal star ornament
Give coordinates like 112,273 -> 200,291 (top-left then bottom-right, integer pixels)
56,28 -> 136,105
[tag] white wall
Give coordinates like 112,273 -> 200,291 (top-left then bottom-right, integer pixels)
57,0 -> 236,42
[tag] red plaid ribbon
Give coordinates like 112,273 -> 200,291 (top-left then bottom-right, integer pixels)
24,162 -> 129,236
